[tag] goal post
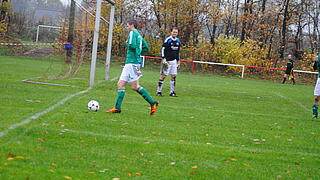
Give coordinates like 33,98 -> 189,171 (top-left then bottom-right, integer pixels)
89,0 -> 115,88
104,5 -> 115,81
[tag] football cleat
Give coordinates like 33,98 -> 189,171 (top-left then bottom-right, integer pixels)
106,107 -> 121,113
169,92 -> 177,97
156,92 -> 163,96
312,115 -> 318,119
150,102 -> 159,116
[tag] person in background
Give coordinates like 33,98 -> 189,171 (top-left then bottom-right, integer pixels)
156,27 -> 181,97
282,54 -> 296,85
312,54 -> 320,119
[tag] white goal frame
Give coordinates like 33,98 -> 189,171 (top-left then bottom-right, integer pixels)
36,25 -> 62,42
192,60 -> 245,78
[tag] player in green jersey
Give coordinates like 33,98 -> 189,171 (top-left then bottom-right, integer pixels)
106,20 -> 158,115
312,54 -> 320,119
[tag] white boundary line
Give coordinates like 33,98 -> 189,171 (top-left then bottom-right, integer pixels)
272,92 -> 309,112
0,88 -> 91,138
0,78 -> 117,138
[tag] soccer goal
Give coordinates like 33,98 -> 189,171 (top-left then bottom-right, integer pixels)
18,0 -> 116,88
35,25 -> 62,42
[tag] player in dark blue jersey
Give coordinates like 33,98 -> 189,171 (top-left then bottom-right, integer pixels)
281,54 -> 296,85
156,27 -> 181,97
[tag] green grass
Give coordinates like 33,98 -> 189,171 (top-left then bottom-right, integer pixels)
0,56 -> 319,180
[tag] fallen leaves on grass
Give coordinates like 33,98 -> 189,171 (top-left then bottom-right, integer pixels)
119,155 -> 126,158
41,123 -> 50,127
191,172 -> 197,175
0,140 -> 3,143
55,120 -> 61,124
64,176 -> 72,179
51,163 -> 58,167
230,158 -> 237,161
7,157 -> 14,161
88,170 -> 94,174
178,140 -> 186,142
7,153 -> 15,158
243,163 -> 250,167
38,138 -> 46,142
15,156 -> 25,159
99,169 -> 109,173
48,169 -> 55,173
170,162 -> 176,165
191,166 -> 198,169
112,178 -> 120,180
60,129 -> 70,134
135,172 -> 142,175
206,142 -> 212,145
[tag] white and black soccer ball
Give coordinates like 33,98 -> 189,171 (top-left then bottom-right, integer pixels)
87,100 -> 100,112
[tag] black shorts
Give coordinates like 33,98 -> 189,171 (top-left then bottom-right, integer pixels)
285,68 -> 293,75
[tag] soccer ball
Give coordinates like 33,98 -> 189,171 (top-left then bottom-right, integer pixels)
87,100 -> 100,112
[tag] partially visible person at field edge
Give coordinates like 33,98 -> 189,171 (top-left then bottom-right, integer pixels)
281,54 -> 296,85
312,54 -> 320,119
106,19 -> 158,115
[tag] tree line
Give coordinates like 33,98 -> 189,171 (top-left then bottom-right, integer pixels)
1,0 -> 320,71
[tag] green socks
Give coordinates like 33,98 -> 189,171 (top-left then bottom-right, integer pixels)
312,104 -> 318,116
115,89 -> 125,110
115,87 -> 155,110
137,87 -> 156,105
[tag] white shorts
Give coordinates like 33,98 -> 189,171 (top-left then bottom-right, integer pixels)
314,78 -> 320,96
119,64 -> 142,82
161,59 -> 178,75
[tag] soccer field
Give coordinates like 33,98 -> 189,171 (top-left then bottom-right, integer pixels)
0,56 -> 319,179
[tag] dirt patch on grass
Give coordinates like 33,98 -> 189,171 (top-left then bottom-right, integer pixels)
22,47 -> 54,57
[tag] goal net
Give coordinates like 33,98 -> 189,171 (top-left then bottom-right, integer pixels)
18,0 -> 115,88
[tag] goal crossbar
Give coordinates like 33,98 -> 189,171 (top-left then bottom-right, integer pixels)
192,60 -> 245,78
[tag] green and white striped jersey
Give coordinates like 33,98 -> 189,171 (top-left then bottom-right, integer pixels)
125,29 -> 149,64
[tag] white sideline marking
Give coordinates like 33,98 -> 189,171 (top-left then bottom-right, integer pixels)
0,77 -> 118,138
0,88 -> 91,138
66,129 -> 320,157
273,92 -> 309,112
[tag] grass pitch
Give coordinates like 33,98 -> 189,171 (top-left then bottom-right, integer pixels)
0,56 -> 319,179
